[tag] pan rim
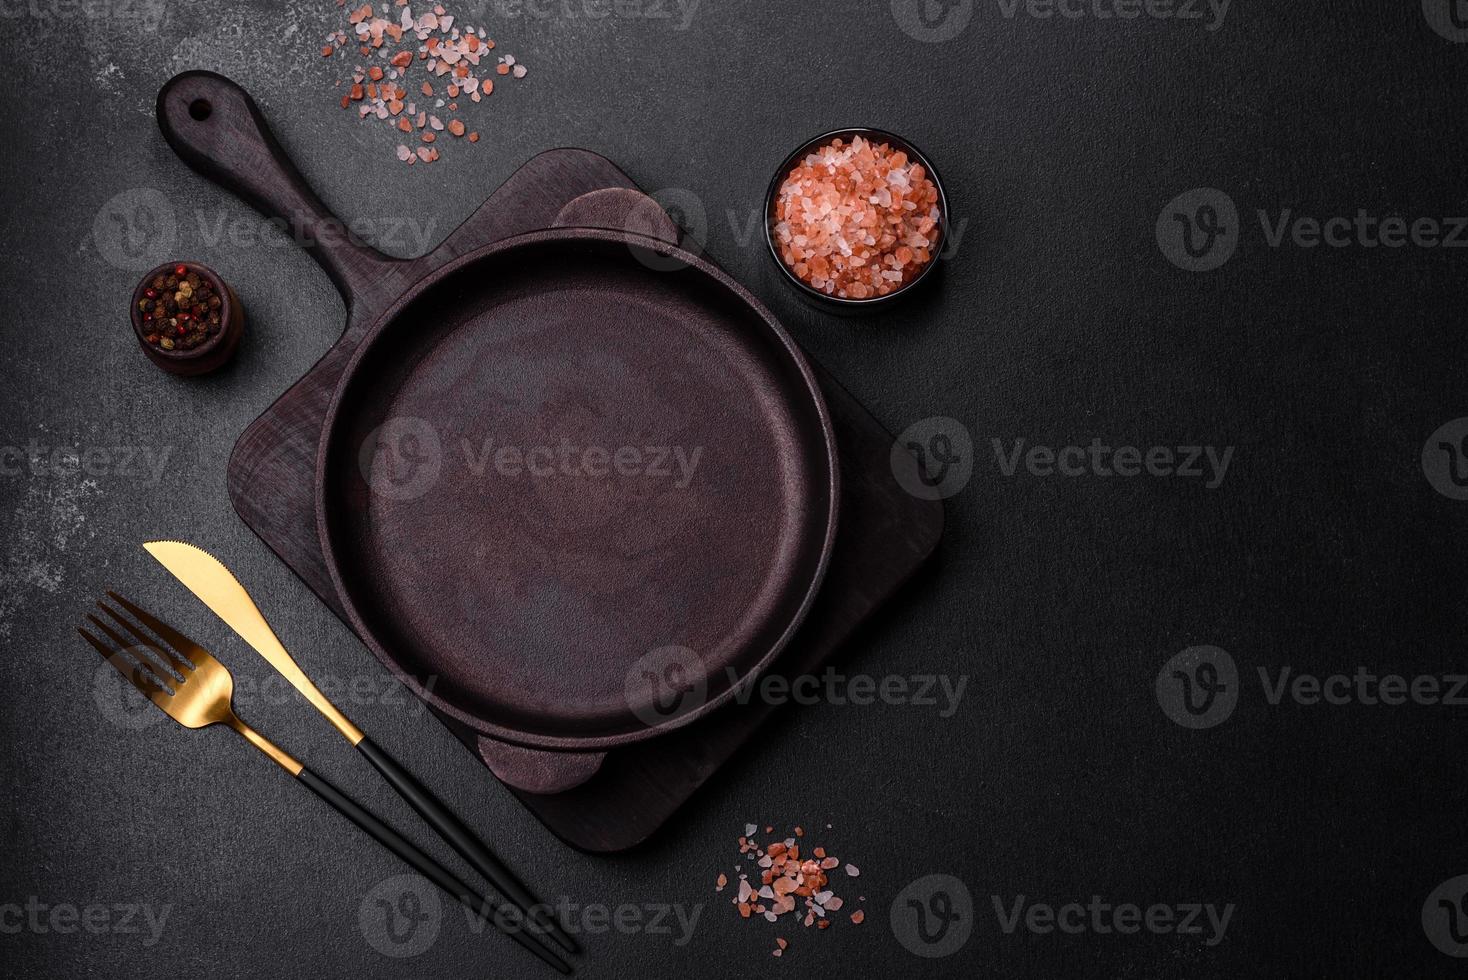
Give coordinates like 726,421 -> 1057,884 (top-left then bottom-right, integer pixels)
314,226 -> 840,751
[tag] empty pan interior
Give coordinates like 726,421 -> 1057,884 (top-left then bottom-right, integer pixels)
319,232 -> 837,746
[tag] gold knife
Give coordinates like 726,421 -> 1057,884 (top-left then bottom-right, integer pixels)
143,540 -> 579,957
143,541 -> 363,743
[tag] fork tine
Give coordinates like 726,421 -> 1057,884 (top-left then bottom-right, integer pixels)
95,600 -> 192,680
105,591 -> 208,671
77,626 -> 173,711
85,613 -> 180,691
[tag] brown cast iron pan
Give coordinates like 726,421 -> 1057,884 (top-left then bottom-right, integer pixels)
156,73 -> 840,789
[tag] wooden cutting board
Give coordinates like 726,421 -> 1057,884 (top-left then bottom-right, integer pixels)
227,147 -> 943,851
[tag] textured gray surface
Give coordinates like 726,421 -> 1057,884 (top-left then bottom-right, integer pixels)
4,0 -> 1468,976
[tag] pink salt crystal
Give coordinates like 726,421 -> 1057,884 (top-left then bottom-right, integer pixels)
772,135 -> 942,299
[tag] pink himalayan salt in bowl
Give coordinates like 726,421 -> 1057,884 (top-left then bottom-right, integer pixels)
766,129 -> 947,306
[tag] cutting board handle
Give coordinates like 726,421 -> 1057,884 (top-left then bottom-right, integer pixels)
156,71 -> 406,313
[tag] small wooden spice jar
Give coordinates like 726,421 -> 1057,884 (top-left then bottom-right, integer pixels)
130,261 -> 245,376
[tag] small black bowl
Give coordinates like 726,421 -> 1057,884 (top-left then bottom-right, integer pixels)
764,127 -> 950,313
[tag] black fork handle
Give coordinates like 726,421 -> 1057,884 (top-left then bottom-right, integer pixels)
296,767 -> 573,975
355,737 -> 581,955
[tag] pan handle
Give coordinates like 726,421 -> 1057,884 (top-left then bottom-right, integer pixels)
156,71 -> 406,312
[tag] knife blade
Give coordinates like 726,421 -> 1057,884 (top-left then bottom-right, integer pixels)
143,540 -> 364,744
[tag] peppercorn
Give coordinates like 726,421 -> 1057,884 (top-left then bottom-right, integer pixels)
140,264 -> 226,356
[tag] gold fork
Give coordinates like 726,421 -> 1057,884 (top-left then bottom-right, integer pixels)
79,592 -> 572,975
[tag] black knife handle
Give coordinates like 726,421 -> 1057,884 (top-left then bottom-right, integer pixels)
355,736 -> 581,956
295,766 -> 572,974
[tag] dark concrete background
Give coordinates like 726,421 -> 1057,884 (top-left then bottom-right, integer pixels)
5,0 -> 1468,975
